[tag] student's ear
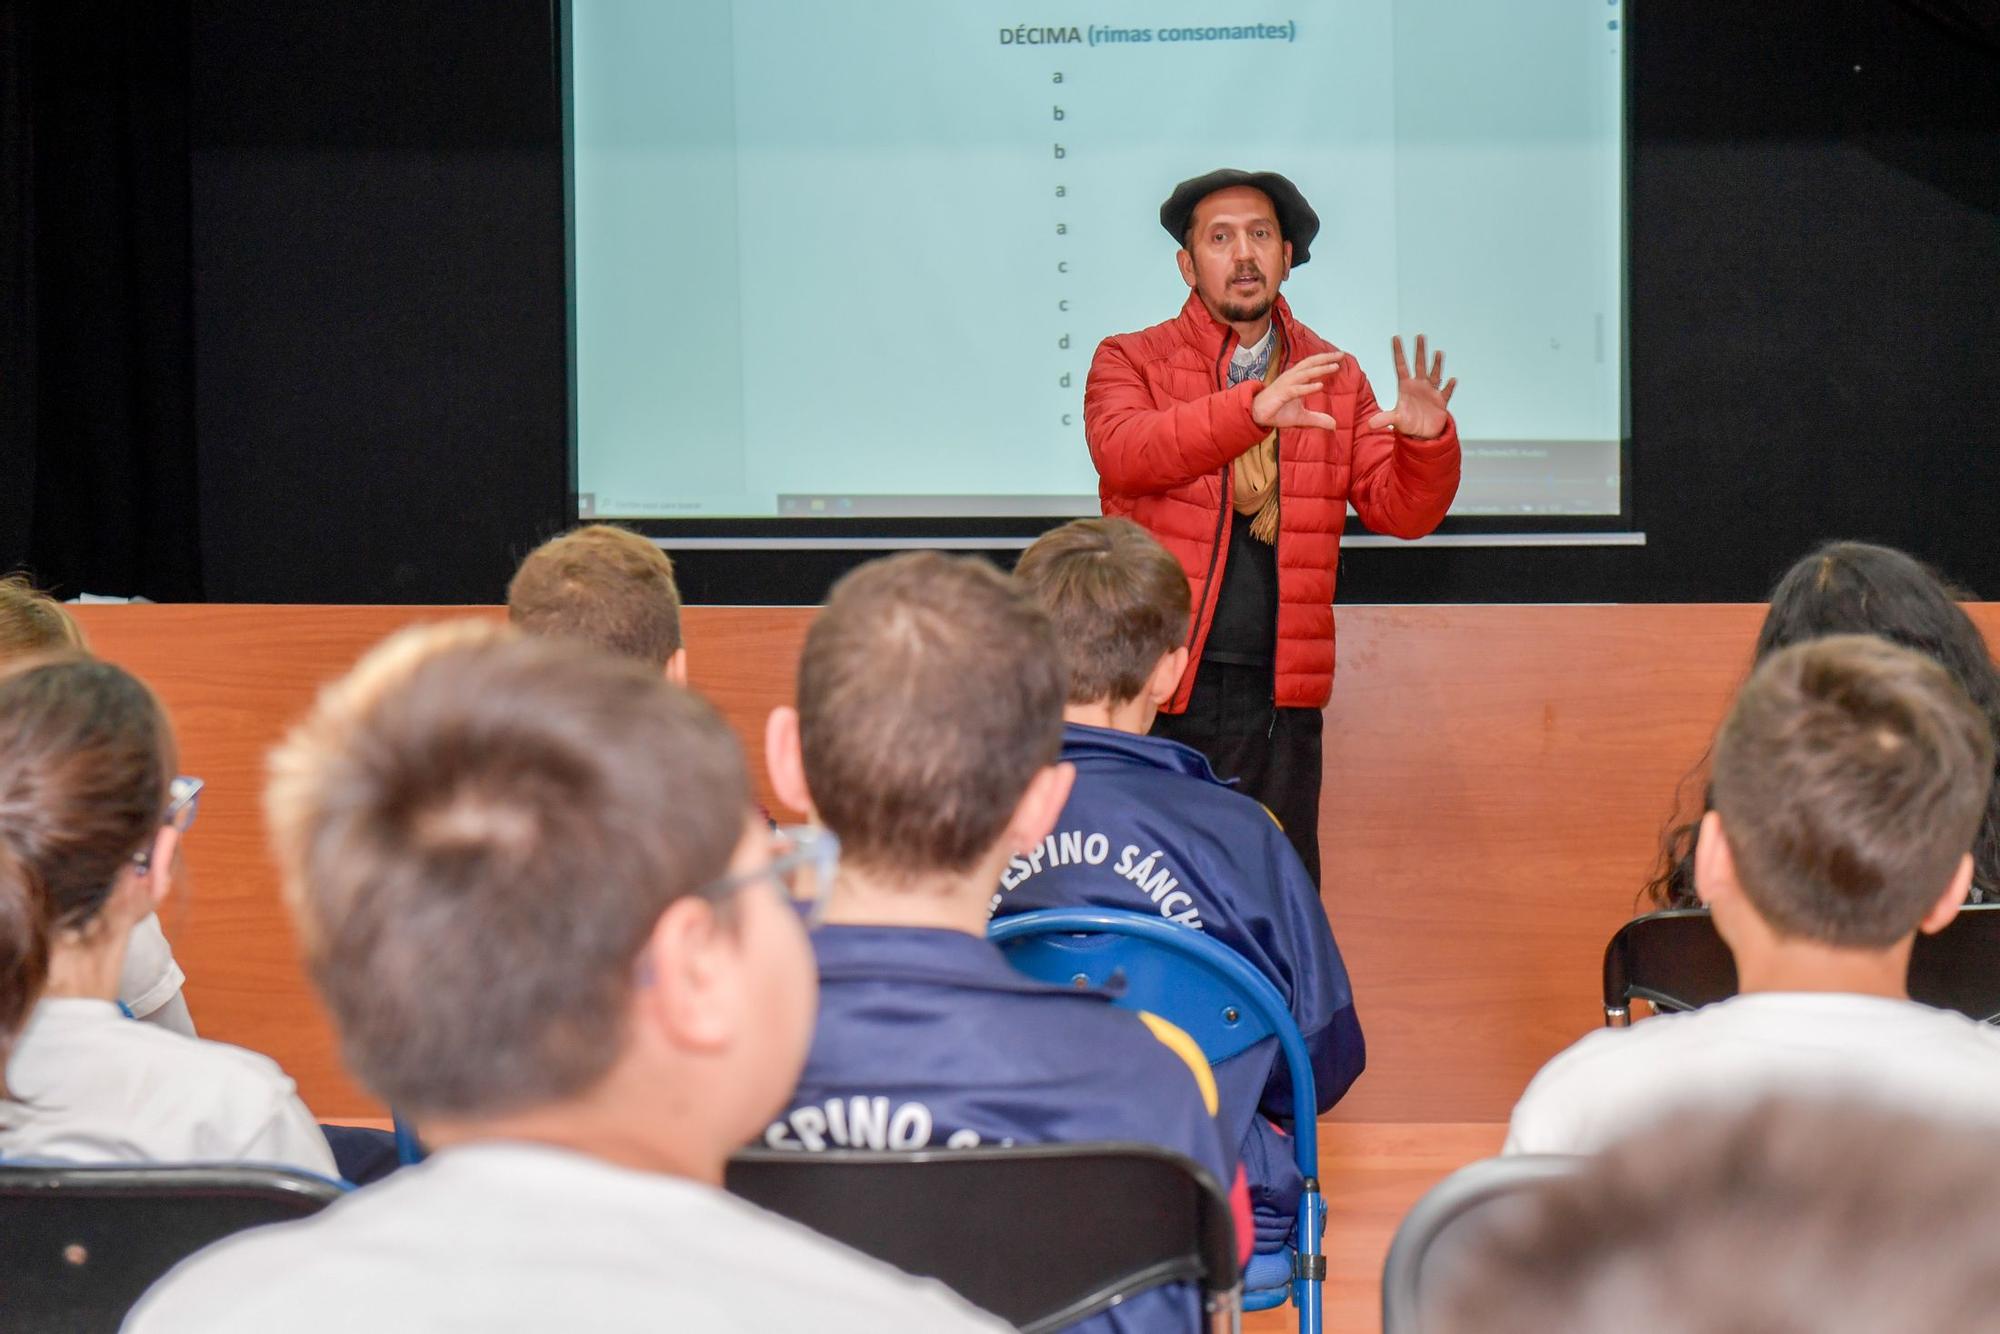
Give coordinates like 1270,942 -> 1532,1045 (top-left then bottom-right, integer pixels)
1279,238 -> 1293,281
1147,646 -> 1191,707
663,647 -> 689,687
1004,762 -> 1075,855
138,825 -> 179,910
1692,810 -> 1737,911
1919,853 -> 1975,936
1175,248 -> 1197,290
764,706 -> 814,819
632,897 -> 739,1054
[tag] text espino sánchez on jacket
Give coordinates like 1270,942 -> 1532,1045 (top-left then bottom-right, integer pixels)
764,1097 -> 1014,1154
992,830 -> 1208,930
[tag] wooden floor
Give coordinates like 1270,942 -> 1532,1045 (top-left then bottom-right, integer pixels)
1243,1122 -> 1505,1333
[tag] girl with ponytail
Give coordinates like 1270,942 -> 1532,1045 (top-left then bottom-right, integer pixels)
0,654 -> 335,1174
0,575 -> 195,1037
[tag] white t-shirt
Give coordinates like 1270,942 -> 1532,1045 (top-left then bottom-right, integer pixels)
1506,991 -> 2000,1155
125,1142 -> 1016,1334
118,913 -> 187,1022
0,998 -> 334,1177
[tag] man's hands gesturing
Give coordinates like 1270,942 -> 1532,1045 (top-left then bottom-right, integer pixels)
1250,352 -> 1343,432
1363,335 -> 1456,440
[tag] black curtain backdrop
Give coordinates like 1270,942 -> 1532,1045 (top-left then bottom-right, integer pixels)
5,1 -> 1998,605
187,0 -> 568,603
1,0 -> 202,601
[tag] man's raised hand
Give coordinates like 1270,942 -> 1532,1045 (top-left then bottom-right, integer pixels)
1250,352 -> 1343,432
1363,334 -> 1457,440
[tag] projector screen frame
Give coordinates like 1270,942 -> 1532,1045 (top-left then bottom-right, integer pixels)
558,0 -> 1637,548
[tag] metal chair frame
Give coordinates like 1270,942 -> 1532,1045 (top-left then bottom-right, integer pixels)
989,906 -> 1326,1334
1379,1154 -> 1580,1333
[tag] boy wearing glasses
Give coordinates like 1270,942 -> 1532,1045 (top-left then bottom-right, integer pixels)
762,552 -> 1245,1334
1004,517 -> 1363,1255
127,624 -> 1008,1333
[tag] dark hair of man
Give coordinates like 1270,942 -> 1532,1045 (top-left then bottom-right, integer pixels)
795,552 -> 1065,879
1647,541 -> 2000,909
0,656 -> 170,1092
506,524 -> 683,670
1709,634 -> 1991,946
265,623 -> 748,1119
1014,518 -> 1190,706
1436,1098 -> 2000,1334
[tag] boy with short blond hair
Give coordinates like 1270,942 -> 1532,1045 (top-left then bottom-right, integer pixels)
1003,516 -> 1362,1254
507,523 -> 687,681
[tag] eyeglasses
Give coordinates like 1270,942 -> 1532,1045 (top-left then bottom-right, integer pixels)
133,776 -> 203,873
695,824 -> 840,927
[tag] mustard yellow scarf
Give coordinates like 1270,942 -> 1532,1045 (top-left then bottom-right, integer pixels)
1230,324 -> 1285,544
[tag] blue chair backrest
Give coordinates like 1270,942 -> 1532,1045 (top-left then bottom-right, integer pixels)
988,907 -> 1318,1151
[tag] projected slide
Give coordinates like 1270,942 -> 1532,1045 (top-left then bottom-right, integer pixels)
570,1 -> 1625,521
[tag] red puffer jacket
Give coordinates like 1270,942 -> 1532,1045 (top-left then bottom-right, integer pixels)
1085,292 -> 1460,712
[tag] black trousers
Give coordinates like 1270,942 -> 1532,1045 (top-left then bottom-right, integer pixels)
1151,661 -> 1324,889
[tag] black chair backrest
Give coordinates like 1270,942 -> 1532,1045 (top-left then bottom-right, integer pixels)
1912,904 -> 2000,1021
1604,904 -> 2000,1022
1601,909 -> 1736,1019
0,1162 -> 346,1333
726,1142 -> 1241,1334
1380,1154 -> 1581,1333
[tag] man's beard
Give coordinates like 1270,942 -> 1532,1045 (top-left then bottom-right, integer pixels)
1209,269 -> 1275,324
1213,291 -> 1275,324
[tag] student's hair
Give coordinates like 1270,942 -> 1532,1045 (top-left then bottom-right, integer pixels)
1014,518 -> 1190,706
1436,1098 -> 2000,1334
1708,635 -> 1991,946
1647,541 -> 2000,908
0,656 -> 171,1088
506,524 -> 684,670
796,552 -> 1065,878
0,574 -> 86,660
265,621 -> 748,1119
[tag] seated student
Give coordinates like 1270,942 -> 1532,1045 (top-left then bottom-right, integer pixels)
0,654 -> 334,1175
0,574 -> 194,1037
507,523 -> 688,682
999,517 -> 1362,1253
1443,1098 -> 2000,1334
127,624 -> 1009,1333
1647,540 -> 2000,908
762,552 -> 1243,1334
1507,634 -> 2000,1155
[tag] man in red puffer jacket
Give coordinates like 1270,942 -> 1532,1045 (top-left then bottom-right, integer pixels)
1084,169 -> 1462,886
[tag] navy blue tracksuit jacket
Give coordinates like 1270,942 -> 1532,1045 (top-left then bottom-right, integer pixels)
770,925 -> 1235,1334
990,723 -> 1365,1250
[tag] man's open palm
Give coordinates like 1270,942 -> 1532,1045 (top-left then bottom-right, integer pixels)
1364,335 -> 1456,440
1251,352 -> 1343,432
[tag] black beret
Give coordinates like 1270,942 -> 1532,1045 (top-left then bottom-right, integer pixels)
1159,168 -> 1320,266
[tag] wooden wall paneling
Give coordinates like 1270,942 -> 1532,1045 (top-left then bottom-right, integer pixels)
69,604 -> 811,1116
66,603 -> 2000,1124
1318,605 -> 1766,1121
73,606 -> 508,1116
